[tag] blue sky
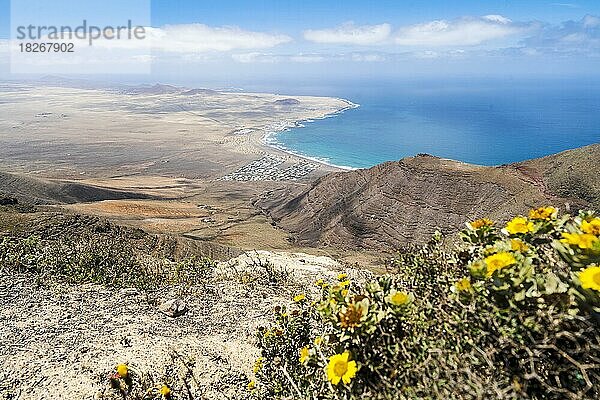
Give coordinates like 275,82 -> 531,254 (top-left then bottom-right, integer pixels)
1,0 -> 600,84
149,0 -> 598,28
3,0 -> 600,31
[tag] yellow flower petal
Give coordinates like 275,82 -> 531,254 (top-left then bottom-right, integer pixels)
159,385 -> 171,397
484,252 -> 516,277
469,218 -> 494,229
528,206 -> 557,220
455,278 -> 471,292
561,233 -> 598,249
580,265 -> 600,292
386,290 -> 411,306
326,352 -> 357,385
299,347 -> 309,363
116,364 -> 128,378
510,239 -> 529,253
253,357 -> 263,374
581,218 -> 600,236
506,217 -> 534,235
293,293 -> 306,302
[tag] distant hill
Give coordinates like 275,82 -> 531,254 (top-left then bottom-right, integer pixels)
0,172 -> 152,205
122,85 -> 222,96
182,88 -> 219,96
122,84 -> 183,95
257,144 -> 600,250
273,98 -> 301,106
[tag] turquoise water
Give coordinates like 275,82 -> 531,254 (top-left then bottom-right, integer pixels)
267,79 -> 600,168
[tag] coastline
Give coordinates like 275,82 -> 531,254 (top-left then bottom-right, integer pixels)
260,98 -> 360,171
0,83 -> 360,181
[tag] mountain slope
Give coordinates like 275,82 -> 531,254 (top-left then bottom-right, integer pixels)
517,144 -> 600,210
258,145 -> 599,250
0,172 -> 152,205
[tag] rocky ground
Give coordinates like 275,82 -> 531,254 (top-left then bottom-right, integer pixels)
0,251 -> 367,400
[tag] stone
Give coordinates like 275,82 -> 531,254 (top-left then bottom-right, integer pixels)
158,299 -> 188,317
119,288 -> 139,296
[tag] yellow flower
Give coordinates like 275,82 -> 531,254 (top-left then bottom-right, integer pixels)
337,273 -> 348,281
341,289 -> 349,297
469,218 -> 494,229
386,290 -> 411,306
339,300 -> 368,329
468,259 -> 487,277
580,265 -> 600,292
510,239 -> 529,253
315,279 -> 324,287
253,357 -> 263,374
247,380 -> 256,390
116,364 -> 128,378
581,218 -> 600,236
159,385 -> 171,397
506,217 -> 534,235
528,206 -> 557,220
326,352 -> 358,385
561,233 -> 598,249
299,347 -> 309,363
455,278 -> 471,292
293,293 -> 306,302
339,280 -> 351,287
314,336 -> 323,346
485,252 -> 516,277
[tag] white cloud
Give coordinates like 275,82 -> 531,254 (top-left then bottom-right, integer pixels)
232,52 -> 326,64
80,24 -> 291,53
304,23 -> 391,45
147,24 -> 292,53
231,51 -> 388,64
289,54 -> 326,63
10,23 -> 290,54
395,15 -> 525,47
583,15 -> 600,28
351,52 -> 386,62
551,3 -> 580,9
5,24 -> 291,73
231,52 -> 278,63
413,50 -> 440,59
521,15 -> 600,55
482,15 -> 512,24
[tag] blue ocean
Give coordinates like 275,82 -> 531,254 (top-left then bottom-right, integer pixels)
263,79 -> 600,168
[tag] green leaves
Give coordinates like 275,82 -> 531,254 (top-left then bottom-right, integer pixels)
253,207 -> 600,399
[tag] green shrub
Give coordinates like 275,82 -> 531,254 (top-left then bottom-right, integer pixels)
250,207 -> 600,399
0,233 -> 215,290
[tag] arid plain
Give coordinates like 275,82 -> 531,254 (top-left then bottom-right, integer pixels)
0,83 -> 361,258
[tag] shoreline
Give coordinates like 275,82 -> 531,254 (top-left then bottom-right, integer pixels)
260,98 -> 360,171
0,82 -> 361,181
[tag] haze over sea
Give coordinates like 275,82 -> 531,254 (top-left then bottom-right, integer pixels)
257,78 -> 600,168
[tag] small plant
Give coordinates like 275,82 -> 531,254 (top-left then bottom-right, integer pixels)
101,363 -> 173,399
